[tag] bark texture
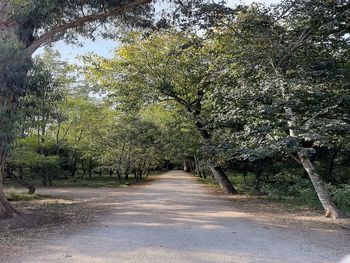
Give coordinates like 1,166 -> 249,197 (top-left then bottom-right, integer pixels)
209,165 -> 237,194
298,153 -> 342,219
0,190 -> 17,218
285,107 -> 342,218
192,112 -> 237,195
0,150 -> 17,218
0,0 -> 153,218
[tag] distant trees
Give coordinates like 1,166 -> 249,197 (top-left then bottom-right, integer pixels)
84,1 -> 350,218
207,1 -> 350,218
1,0 -> 349,219
5,47 -> 198,197
0,0 -> 153,218
85,31 -> 239,194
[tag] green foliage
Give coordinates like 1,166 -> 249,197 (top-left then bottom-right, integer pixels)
53,176 -> 132,188
329,185 -> 350,212
262,178 -> 350,212
10,0 -> 152,29
262,179 -> 321,207
0,36 -> 32,143
6,191 -> 39,201
6,46 -> 184,187
2,0 -> 349,218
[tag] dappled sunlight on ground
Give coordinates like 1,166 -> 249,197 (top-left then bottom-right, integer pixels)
4,171 -> 350,263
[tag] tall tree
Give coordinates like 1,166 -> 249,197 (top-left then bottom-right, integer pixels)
85,31 -> 238,194
208,1 -> 350,218
0,0 -> 153,217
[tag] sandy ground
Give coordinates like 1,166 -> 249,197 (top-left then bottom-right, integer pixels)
2,171 -> 350,263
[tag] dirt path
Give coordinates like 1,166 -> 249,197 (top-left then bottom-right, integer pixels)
4,171 -> 350,263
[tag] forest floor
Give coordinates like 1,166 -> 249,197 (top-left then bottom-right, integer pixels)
1,170 -> 349,263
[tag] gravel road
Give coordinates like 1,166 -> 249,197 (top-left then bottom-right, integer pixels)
6,171 -> 350,263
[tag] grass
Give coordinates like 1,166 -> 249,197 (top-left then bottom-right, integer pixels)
53,176 -> 136,188
197,172 -> 350,214
198,177 -> 221,191
4,173 -> 158,201
6,191 -> 40,201
148,171 -> 163,176
52,172 -> 163,188
4,171 -> 163,193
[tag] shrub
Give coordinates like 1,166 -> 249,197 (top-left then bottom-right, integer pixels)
330,185 -> 350,212
6,192 -> 39,201
262,178 -> 350,211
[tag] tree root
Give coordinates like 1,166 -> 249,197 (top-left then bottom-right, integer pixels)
324,207 -> 344,219
0,199 -> 18,218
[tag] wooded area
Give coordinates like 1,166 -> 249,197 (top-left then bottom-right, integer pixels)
0,0 -> 349,221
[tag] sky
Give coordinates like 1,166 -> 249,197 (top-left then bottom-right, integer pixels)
33,0 -> 280,63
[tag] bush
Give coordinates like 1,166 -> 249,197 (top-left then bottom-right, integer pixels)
262,179 -> 296,200
262,178 -> 350,212
6,191 -> 39,201
330,185 -> 350,212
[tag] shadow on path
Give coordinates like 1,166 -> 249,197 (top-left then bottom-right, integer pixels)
6,171 -> 350,263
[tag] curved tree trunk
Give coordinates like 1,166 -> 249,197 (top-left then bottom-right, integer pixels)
284,107 -> 342,218
9,171 -> 35,194
209,165 -> 237,194
298,153 -> 342,218
275,71 -> 342,219
0,0 -> 154,219
192,113 -> 237,195
0,190 -> 17,218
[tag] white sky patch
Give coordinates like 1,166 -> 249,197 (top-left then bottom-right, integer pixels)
34,0 -> 281,63
236,0 -> 280,4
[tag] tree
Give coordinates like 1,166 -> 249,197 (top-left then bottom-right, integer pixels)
0,0 -> 155,218
140,103 -> 201,170
0,36 -> 31,217
207,1 -> 350,218
85,31 -> 238,194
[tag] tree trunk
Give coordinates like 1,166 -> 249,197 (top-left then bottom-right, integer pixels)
189,161 -> 195,175
41,174 -> 48,186
0,189 -> 17,218
88,158 -> 92,178
134,170 -> 139,182
194,156 -> 203,178
298,153 -> 341,218
255,169 -> 262,192
9,169 -> 35,194
243,170 -> 248,190
328,148 -> 338,183
284,107 -> 342,218
115,169 -> 121,182
81,161 -> 86,178
276,73 -> 342,219
0,0 -> 154,219
71,154 -> 77,178
183,161 -> 190,172
18,165 -> 24,180
173,92 -> 237,194
0,149 -> 17,218
48,173 -> 52,187
165,161 -> 169,172
209,165 -> 237,194
191,112 -> 237,194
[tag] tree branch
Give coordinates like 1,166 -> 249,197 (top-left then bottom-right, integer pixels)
26,0 -> 152,55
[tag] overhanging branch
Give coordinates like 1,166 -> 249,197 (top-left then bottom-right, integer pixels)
27,0 -> 152,55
